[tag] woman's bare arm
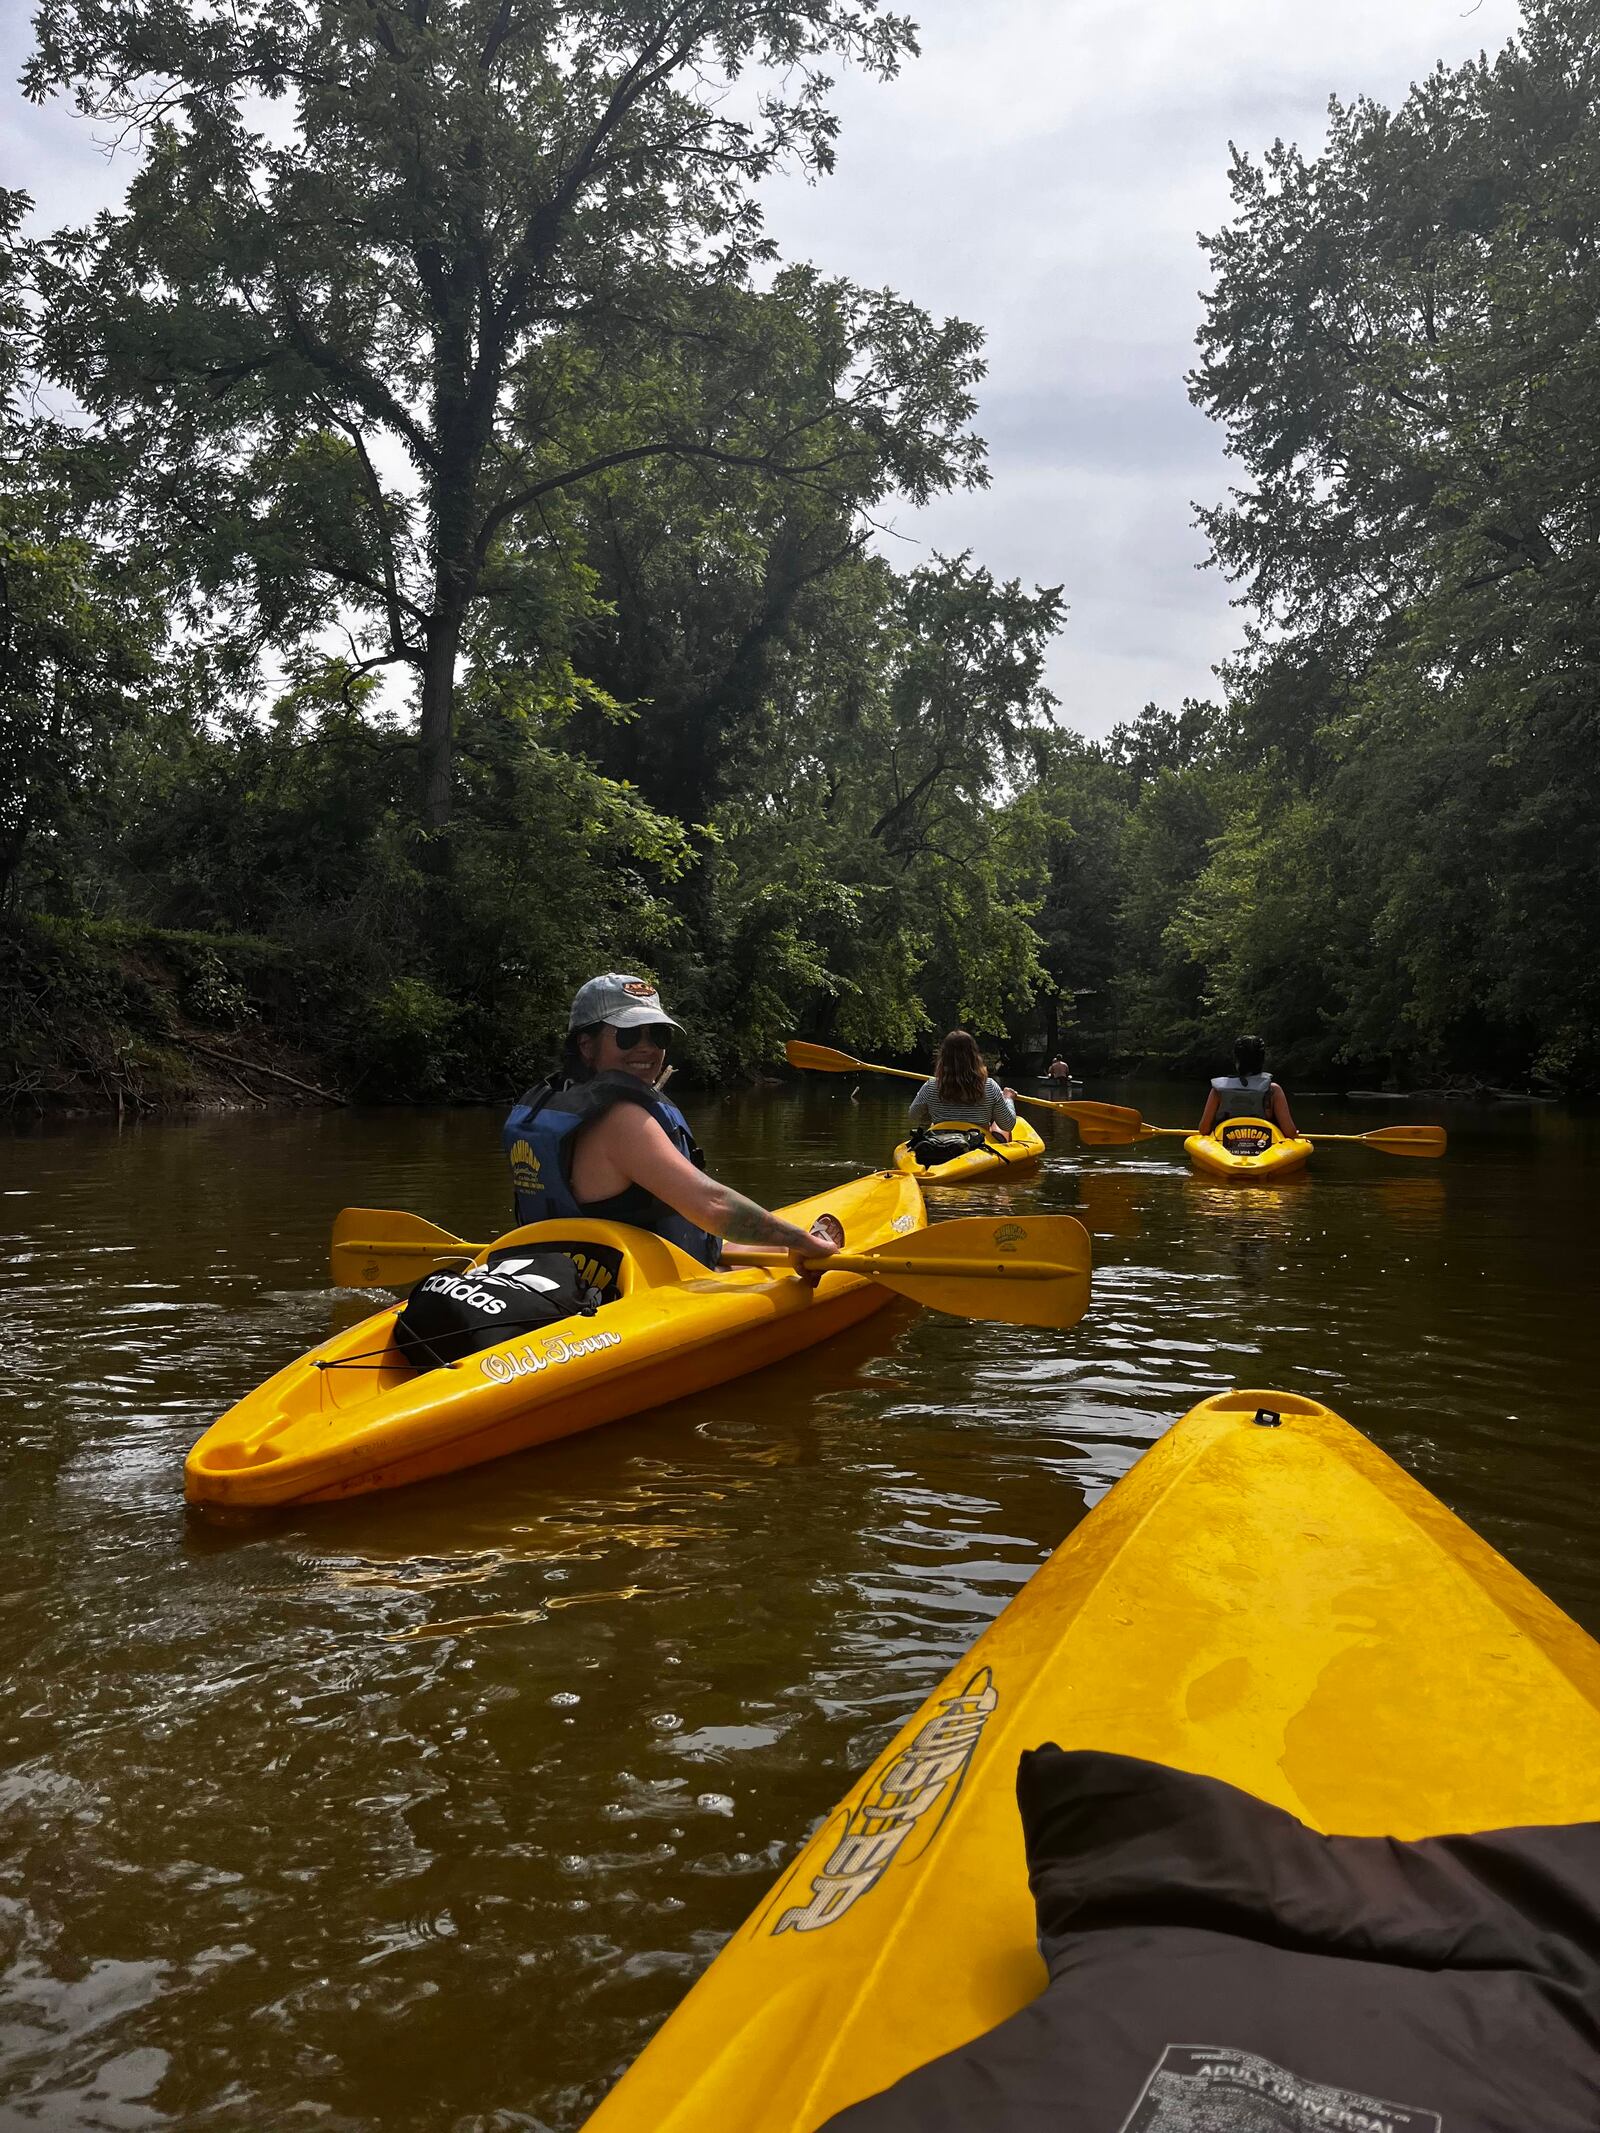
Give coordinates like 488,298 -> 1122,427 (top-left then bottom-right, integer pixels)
1198,1089 -> 1220,1132
1270,1085 -> 1299,1137
588,1105 -> 833,1255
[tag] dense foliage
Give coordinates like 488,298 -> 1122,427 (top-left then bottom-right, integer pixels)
3,0 -> 1597,1104
1185,0 -> 1600,1087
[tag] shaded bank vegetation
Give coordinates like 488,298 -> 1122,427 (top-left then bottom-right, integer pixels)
3,0 -> 1597,1110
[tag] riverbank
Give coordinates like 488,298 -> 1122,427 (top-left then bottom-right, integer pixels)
2,914 -> 1565,1121
1,916 -> 347,1116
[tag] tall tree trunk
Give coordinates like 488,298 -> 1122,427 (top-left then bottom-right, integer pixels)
418,375 -> 487,831
418,607 -> 463,831
0,802 -> 31,905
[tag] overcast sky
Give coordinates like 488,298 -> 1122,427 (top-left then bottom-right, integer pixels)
1,0 -> 1527,736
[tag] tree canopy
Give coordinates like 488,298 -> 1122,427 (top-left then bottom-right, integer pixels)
1186,0 -> 1600,1084
5,0 -> 1598,1107
26,0 -> 983,827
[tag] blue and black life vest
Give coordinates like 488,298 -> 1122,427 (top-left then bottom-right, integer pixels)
501,1072 -> 719,1267
1211,1071 -> 1275,1123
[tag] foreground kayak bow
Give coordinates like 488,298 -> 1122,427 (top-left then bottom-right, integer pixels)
581,1389 -> 1600,2131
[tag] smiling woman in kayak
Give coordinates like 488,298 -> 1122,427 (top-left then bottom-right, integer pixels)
1198,1034 -> 1299,1138
907,1029 -> 1019,1141
502,974 -> 839,1271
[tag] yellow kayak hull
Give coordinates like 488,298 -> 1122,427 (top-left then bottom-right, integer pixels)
893,1114 -> 1046,1182
185,1169 -> 923,1510
1186,1116 -> 1312,1179
582,1389 -> 1600,2132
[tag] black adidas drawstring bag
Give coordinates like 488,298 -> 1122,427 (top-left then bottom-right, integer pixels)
394,1248 -> 603,1370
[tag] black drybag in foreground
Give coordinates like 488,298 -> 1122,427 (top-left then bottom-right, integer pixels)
825,1749 -> 1600,2132
395,1248 -> 603,1369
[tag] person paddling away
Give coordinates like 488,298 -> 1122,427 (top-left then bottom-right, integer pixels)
502,975 -> 841,1276
1198,1034 -> 1299,1139
908,1030 -> 1019,1141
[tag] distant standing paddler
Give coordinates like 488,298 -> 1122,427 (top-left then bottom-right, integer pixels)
502,975 -> 841,1272
1198,1034 -> 1299,1139
907,1029 -> 1019,1142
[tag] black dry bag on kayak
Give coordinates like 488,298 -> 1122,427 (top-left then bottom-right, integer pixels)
909,1126 -> 988,1166
394,1247 -> 604,1369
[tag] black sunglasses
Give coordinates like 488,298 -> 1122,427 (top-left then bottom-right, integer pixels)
609,1022 -> 672,1050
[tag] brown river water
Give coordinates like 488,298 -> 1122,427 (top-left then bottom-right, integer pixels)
2,1083 -> 1597,2129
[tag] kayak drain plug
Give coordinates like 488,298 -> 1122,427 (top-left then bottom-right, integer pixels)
1253,1409 -> 1282,1428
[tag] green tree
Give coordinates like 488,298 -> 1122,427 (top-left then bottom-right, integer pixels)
26,0 -> 984,830
702,552 -> 1064,1061
1190,0 -> 1600,1082
1,192 -> 170,907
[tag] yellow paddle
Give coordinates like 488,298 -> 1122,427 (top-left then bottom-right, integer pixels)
1301,1126 -> 1448,1155
331,1207 -> 476,1285
1129,1121 -> 1448,1157
331,1208 -> 1093,1331
783,1040 -> 1142,1146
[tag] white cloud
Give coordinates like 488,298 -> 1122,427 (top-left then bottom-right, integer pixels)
758,0 -> 1527,733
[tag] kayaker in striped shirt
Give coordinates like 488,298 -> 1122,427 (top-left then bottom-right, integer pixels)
907,1030 -> 1020,1141
1199,1034 -> 1300,1138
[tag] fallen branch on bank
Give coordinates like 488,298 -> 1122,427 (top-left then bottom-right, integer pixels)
183,1040 -> 347,1106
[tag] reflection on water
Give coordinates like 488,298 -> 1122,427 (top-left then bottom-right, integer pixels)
1366,1174 -> 1448,1230
1,1085 -> 1598,2127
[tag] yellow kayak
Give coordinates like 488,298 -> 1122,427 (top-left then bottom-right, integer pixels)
1185,1116 -> 1312,1179
581,1388 -> 1600,2132
893,1115 -> 1046,1182
185,1169 -> 923,1510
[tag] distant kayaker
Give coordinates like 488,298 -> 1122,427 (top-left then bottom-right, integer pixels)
908,1030 -> 1019,1141
1046,1055 -> 1072,1082
502,974 -> 840,1273
1199,1034 -> 1299,1138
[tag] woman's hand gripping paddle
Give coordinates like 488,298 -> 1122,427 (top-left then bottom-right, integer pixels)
722,1213 -> 1091,1330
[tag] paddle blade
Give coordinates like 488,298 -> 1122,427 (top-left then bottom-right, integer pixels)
865,1214 -> 1092,1330
330,1207 -> 479,1288
1039,1099 -> 1145,1146
785,1039 -> 863,1074
1363,1125 -> 1449,1157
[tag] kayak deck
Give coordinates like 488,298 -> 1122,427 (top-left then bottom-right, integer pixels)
1186,1116 -> 1312,1179
893,1114 -> 1047,1182
185,1169 -> 923,1510
581,1389 -> 1600,2132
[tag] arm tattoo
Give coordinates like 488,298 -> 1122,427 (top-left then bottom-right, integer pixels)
706,1184 -> 816,1250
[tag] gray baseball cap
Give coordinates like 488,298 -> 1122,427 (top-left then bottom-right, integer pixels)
567,973 -> 683,1033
